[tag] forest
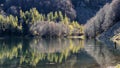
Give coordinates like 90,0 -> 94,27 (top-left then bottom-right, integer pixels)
0,0 -> 84,37
0,0 -> 120,42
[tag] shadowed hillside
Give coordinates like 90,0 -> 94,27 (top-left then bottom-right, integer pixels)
85,0 -> 120,39
0,0 -> 111,23
0,0 -> 76,20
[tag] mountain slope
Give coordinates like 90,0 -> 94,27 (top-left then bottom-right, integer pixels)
84,0 -> 120,39
0,0 -> 111,24
98,22 -> 120,43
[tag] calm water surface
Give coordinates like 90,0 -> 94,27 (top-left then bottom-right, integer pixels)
0,38 -> 120,68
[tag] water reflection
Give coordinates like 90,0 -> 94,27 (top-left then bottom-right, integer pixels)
85,39 -> 120,68
0,38 -> 119,68
22,38 -> 84,66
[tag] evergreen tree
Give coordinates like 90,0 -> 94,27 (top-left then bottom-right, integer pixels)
58,11 -> 64,22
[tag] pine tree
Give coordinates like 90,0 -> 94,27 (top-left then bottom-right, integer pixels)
54,11 -> 58,21
58,11 -> 64,22
63,14 -> 69,25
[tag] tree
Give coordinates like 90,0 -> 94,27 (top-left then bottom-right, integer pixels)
58,11 -> 64,22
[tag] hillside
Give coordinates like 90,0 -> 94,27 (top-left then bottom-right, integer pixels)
0,0 -> 111,24
72,0 -> 111,23
84,0 -> 120,40
0,0 -> 119,40
98,21 -> 120,43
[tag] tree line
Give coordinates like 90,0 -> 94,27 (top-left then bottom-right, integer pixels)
0,8 -> 84,37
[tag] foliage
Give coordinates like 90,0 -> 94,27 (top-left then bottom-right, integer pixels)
0,8 -> 83,37
20,8 -> 45,24
85,0 -> 120,38
115,64 -> 120,68
1,0 -> 76,20
19,8 -> 84,37
0,14 -> 22,36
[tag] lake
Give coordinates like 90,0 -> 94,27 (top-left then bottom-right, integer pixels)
0,38 -> 120,68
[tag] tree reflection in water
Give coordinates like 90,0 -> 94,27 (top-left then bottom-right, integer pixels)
0,38 -> 120,68
0,38 -> 84,66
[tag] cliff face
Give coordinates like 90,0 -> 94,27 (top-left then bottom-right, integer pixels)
0,0 -> 111,24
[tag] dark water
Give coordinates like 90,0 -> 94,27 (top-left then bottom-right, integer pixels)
0,38 -> 120,68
